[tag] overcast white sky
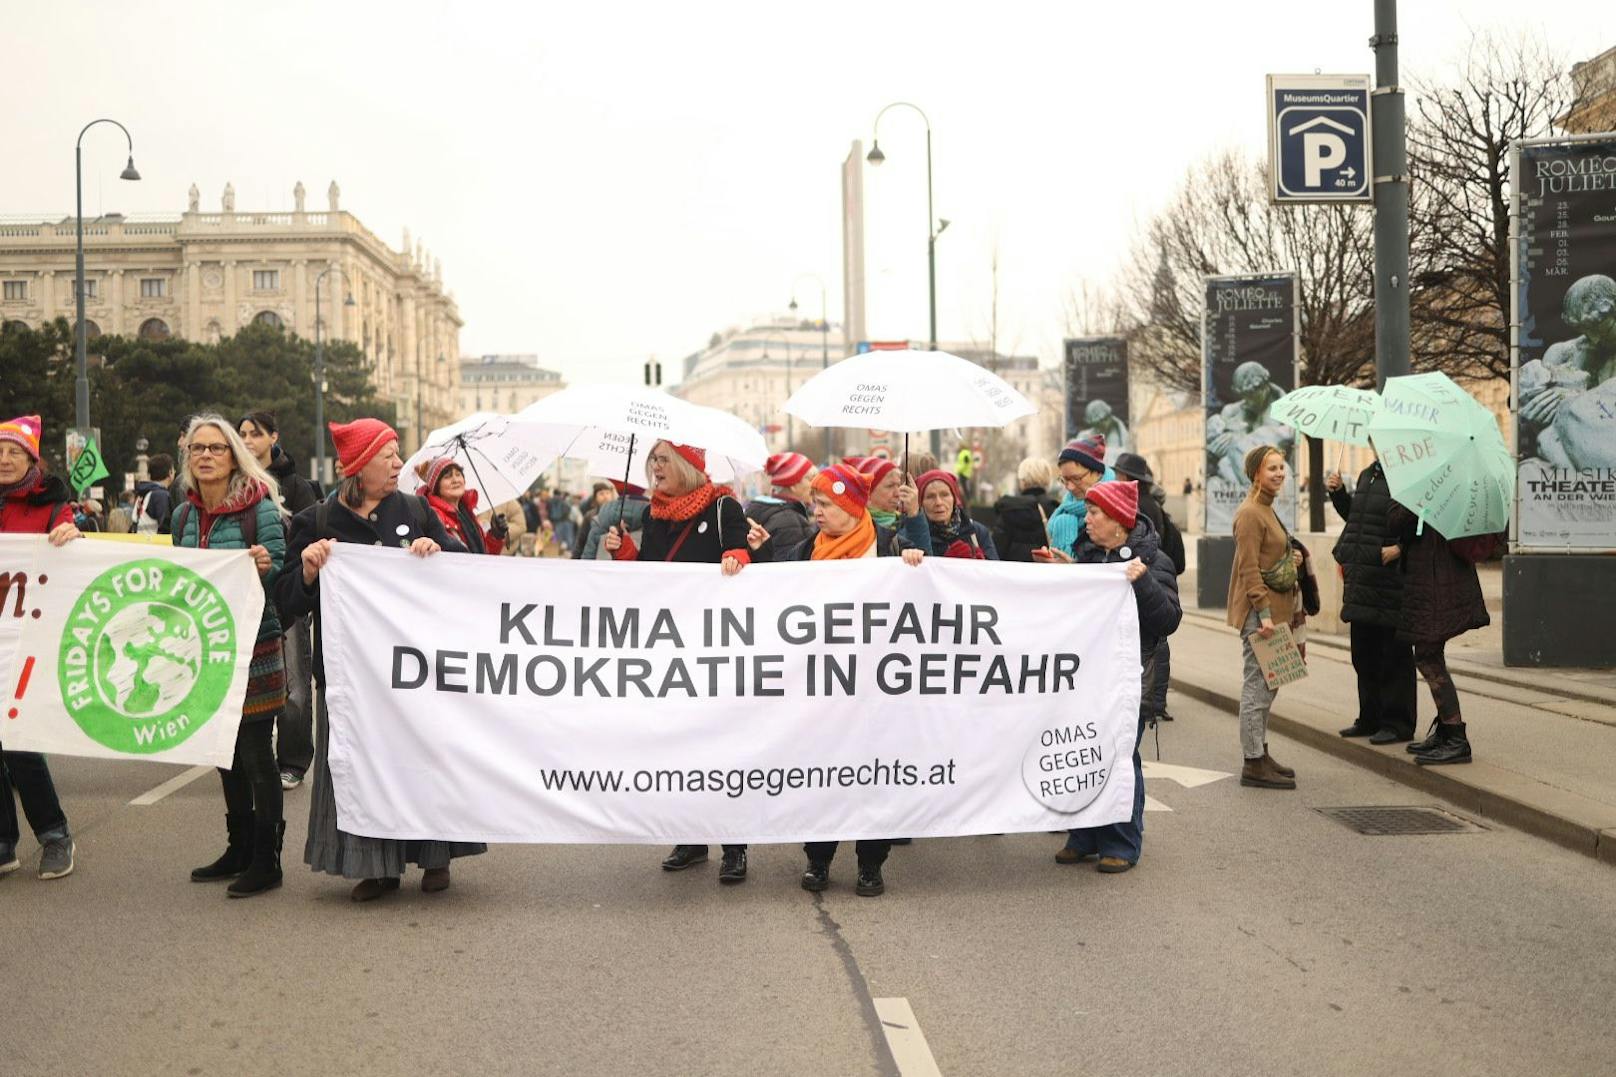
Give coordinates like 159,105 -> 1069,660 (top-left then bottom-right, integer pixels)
8,1 -> 1613,386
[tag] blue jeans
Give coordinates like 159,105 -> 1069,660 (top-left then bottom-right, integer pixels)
0,748 -> 70,850
1063,710 -> 1146,862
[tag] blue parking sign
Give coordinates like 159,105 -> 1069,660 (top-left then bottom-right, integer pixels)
1267,74 -> 1373,203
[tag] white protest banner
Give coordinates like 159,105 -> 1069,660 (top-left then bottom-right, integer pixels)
321,546 -> 1143,844
0,534 -> 265,767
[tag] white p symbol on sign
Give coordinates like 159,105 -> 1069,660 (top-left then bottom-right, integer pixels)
1301,133 -> 1347,186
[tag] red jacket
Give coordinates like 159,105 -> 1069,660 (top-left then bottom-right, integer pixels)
0,472 -> 75,534
425,488 -> 504,555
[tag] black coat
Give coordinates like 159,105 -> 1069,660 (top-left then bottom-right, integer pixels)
1072,515 -> 1183,653
991,487 -> 1060,562
1329,462 -> 1404,628
781,523 -> 904,561
1385,500 -> 1490,645
744,497 -> 812,564
275,491 -> 461,687
634,492 -> 750,564
268,448 -> 320,517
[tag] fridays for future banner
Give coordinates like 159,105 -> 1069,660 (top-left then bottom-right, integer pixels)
320,547 -> 1142,844
0,535 -> 265,767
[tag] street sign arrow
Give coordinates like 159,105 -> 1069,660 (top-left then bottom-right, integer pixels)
1142,760 -> 1233,789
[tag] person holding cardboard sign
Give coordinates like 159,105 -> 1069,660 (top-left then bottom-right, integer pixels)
1227,445 -> 1302,790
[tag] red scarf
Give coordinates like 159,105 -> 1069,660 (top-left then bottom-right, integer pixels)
650,481 -> 733,522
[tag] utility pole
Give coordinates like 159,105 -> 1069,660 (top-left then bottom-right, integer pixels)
1371,0 -> 1410,388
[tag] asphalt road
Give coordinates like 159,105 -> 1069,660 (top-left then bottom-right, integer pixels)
6,697 -> 1615,1077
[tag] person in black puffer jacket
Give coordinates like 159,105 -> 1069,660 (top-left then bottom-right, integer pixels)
1113,453 -> 1185,724
992,457 -> 1061,562
744,451 -> 816,563
1327,458 -> 1416,743
1036,480 -> 1182,874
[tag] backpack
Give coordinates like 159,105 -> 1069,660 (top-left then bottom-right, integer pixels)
1448,531 -> 1504,565
132,491 -> 159,534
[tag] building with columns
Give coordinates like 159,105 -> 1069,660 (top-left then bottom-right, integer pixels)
460,354 -> 566,415
0,181 -> 462,451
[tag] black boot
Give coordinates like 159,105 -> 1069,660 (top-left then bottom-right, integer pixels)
1414,721 -> 1471,766
1406,721 -> 1443,754
227,821 -> 284,898
661,844 -> 709,871
191,813 -> 252,882
718,847 -> 748,884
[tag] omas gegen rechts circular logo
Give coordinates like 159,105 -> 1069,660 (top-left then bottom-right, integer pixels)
58,560 -> 236,754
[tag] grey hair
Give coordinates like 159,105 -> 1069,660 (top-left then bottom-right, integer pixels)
173,413 -> 286,515
1017,457 -> 1054,491
645,440 -> 707,495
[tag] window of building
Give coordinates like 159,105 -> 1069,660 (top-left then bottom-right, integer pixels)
74,278 -> 98,299
253,270 -> 280,291
138,318 -> 171,342
254,310 -> 283,329
140,278 -> 166,299
2,281 -> 26,301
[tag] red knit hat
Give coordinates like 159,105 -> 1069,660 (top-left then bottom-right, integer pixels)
416,455 -> 460,495
812,463 -> 869,518
766,451 -> 813,488
1084,479 -> 1139,530
665,441 -> 706,475
915,468 -> 965,507
329,418 -> 398,476
0,415 -> 42,461
855,455 -> 896,490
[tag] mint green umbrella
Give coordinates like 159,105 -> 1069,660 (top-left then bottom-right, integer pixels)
1366,372 -> 1512,539
1271,384 -> 1381,446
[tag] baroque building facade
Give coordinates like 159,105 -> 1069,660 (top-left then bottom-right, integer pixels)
0,181 -> 461,451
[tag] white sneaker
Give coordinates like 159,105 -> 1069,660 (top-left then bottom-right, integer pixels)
0,847 -> 19,875
280,770 -> 303,791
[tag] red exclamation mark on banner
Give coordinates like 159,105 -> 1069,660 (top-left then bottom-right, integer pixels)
8,656 -> 35,719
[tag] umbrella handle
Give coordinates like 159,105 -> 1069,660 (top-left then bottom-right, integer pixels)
623,432 -> 637,490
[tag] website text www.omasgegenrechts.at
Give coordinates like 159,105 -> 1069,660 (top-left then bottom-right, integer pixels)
537,758 -> 957,798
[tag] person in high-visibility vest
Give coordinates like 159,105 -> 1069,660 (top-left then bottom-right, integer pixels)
954,446 -> 974,503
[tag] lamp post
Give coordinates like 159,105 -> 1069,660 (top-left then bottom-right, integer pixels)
74,119 -> 140,431
760,329 -> 792,450
313,264 -> 356,486
867,102 -> 948,458
789,273 -> 830,461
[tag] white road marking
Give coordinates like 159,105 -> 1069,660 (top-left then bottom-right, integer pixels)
1142,760 -> 1232,788
873,997 -> 943,1077
1144,794 -> 1173,813
129,765 -> 213,806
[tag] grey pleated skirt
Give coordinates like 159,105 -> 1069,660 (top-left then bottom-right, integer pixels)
303,689 -> 487,880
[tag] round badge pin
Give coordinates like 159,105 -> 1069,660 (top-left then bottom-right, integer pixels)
832,481 -> 846,495
1120,546 -> 1132,560
395,524 -> 411,536
698,521 -> 709,534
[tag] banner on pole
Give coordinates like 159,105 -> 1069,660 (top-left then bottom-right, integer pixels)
1202,274 -> 1299,534
1062,337 -> 1130,460
321,548 -> 1143,844
0,535 -> 265,767
1515,136 -> 1616,550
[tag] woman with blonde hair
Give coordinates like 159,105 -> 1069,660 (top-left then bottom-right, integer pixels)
603,439 -> 756,883
170,414 -> 290,897
1228,444 -> 1302,790
992,457 -> 1060,562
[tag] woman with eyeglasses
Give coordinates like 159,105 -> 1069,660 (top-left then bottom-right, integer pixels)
603,439 -> 756,884
171,414 -> 290,898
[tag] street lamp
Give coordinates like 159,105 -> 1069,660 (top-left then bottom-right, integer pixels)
867,101 -> 948,458
74,119 -> 140,431
760,329 -> 792,449
314,264 -> 356,486
789,272 -> 830,461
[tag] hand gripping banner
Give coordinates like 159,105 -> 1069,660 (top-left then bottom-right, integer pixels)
320,547 -> 1143,844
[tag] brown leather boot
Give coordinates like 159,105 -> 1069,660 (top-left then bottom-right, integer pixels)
1263,743 -> 1295,779
1240,756 -> 1296,790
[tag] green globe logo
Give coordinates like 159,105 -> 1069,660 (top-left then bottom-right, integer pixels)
59,560 -> 236,754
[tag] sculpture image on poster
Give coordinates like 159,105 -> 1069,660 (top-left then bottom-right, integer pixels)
1203,275 -> 1298,534
1063,337 -> 1129,462
1516,139 -> 1616,549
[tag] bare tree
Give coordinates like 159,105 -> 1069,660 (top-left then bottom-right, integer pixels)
1407,32 -> 1588,381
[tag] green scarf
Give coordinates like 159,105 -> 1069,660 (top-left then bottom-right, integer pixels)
870,508 -> 899,529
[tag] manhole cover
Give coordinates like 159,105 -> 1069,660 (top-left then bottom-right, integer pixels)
1315,806 -> 1486,836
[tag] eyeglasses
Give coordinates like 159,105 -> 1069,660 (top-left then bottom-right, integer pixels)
187,443 -> 233,457
647,454 -> 675,466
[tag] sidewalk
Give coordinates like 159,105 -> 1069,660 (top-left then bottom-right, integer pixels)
1166,602 -> 1616,867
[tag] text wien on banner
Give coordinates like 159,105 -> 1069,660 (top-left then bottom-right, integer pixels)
321,547 -> 1142,844
0,534 -> 265,768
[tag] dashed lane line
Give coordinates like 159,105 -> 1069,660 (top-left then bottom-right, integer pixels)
129,765 -> 213,806
873,997 -> 943,1077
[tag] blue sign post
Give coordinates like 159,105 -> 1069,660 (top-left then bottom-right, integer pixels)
1267,74 -> 1373,203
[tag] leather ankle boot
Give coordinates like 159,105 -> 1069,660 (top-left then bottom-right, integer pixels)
1263,743 -> 1295,778
1414,721 -> 1471,766
228,820 -> 283,898
1241,755 -> 1296,789
192,812 -> 252,881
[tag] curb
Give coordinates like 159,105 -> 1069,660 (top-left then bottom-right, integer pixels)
1170,676 -> 1616,868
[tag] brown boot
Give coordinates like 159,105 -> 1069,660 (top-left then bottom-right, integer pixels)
1263,743 -> 1295,779
1240,756 -> 1296,790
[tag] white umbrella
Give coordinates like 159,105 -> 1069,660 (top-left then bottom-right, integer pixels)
400,412 -> 569,508
784,349 -> 1036,432
516,384 -> 769,485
